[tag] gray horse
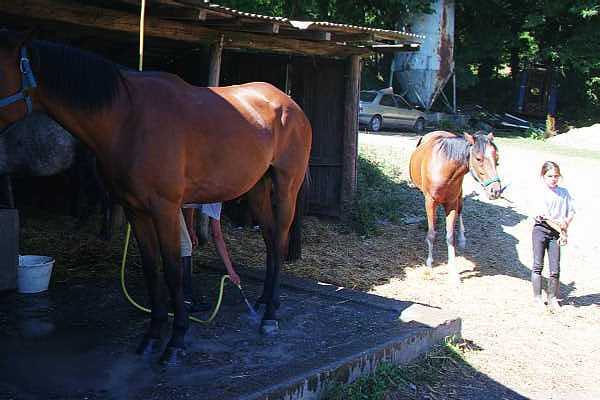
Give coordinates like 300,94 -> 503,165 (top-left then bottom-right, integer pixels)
0,112 -> 77,176
0,112 -> 116,238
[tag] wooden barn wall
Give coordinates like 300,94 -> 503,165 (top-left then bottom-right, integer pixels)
220,51 -> 288,88
221,52 -> 347,217
291,58 -> 346,217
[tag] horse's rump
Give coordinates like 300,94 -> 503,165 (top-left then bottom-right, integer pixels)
108,78 -> 311,206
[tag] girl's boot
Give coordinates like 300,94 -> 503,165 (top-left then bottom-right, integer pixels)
532,272 -> 545,309
547,276 -> 561,310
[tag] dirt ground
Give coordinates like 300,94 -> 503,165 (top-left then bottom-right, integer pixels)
218,128 -> 600,400
363,129 -> 600,400
14,127 -> 599,399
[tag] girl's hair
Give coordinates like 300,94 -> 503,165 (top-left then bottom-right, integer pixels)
541,161 -> 561,177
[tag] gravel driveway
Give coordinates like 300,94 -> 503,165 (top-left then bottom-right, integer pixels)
365,130 -> 600,400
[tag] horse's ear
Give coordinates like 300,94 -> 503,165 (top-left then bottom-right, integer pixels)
463,132 -> 475,145
487,132 -> 495,142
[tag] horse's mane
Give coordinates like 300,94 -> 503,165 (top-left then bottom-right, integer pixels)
437,132 -> 495,164
30,40 -> 124,113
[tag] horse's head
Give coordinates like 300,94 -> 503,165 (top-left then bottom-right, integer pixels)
465,131 -> 501,200
0,29 -> 37,131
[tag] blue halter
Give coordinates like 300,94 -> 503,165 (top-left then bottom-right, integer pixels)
0,47 -> 37,115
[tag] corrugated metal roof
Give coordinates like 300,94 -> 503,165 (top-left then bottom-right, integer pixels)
172,0 -> 423,42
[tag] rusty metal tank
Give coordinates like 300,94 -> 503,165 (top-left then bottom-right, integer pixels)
393,0 -> 455,110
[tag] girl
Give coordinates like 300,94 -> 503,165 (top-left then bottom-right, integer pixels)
531,161 -> 575,309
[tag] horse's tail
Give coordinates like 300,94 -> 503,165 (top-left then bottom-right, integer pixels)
286,167 -> 310,262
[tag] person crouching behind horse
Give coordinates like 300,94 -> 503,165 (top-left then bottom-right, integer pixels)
179,204 -> 241,313
530,161 -> 575,310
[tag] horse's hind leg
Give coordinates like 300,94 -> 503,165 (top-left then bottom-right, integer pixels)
150,204 -> 190,364
424,196 -> 437,268
262,167 -> 304,334
444,204 -> 461,285
245,177 -> 275,310
125,209 -> 168,356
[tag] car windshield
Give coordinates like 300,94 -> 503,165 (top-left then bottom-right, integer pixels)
360,92 -> 377,102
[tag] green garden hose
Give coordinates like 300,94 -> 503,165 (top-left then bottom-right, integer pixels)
119,223 -> 230,324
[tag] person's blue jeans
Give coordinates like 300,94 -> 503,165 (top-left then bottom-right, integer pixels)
532,222 -> 561,278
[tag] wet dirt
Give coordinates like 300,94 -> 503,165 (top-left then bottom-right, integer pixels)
0,266 -> 426,400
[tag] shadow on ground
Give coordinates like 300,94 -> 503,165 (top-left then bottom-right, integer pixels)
360,130 -> 588,306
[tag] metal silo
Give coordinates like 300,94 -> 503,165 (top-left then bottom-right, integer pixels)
393,0 -> 455,110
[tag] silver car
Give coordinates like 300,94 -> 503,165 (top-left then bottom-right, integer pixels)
359,88 -> 426,132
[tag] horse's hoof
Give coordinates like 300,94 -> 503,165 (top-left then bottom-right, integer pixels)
260,319 -> 279,335
136,337 -> 163,356
159,346 -> 186,366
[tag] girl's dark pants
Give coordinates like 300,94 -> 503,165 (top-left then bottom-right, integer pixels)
532,222 -> 561,278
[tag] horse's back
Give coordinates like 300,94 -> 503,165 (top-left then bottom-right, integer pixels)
417,130 -> 457,147
410,131 -> 457,190
122,75 -> 311,203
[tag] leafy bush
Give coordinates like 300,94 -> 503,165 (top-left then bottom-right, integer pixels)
526,127 -> 546,140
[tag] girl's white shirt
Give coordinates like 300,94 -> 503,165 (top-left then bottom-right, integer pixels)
530,182 -> 575,221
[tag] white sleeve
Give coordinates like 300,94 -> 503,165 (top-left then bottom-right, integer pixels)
565,190 -> 575,218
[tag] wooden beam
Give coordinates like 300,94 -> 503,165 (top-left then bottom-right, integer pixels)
332,32 -> 375,42
370,43 -> 420,53
278,28 -> 332,41
245,22 -> 280,34
1,0 -> 218,42
340,55 -> 361,219
0,0 -> 368,57
148,5 -> 208,21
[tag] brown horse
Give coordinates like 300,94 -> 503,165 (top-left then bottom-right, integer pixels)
0,31 -> 312,364
409,130 -> 501,284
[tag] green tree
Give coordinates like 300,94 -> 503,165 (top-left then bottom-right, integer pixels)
456,0 -> 600,123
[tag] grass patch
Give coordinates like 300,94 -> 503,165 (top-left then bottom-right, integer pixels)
350,145 -> 423,237
350,155 -> 404,236
322,337 -> 472,400
495,136 -> 600,160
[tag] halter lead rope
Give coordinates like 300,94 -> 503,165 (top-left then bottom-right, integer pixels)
0,47 -> 37,114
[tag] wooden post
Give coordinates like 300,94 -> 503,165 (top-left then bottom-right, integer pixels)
0,175 -> 15,209
208,34 -> 224,86
0,209 -> 19,291
341,55 -> 361,219
195,34 -> 225,245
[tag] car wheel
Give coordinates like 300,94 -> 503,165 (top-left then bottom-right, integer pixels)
413,118 -> 426,133
369,115 -> 382,132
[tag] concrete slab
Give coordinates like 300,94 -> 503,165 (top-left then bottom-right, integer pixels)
0,263 -> 460,400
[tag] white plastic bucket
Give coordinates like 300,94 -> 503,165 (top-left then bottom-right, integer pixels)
17,255 -> 55,294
